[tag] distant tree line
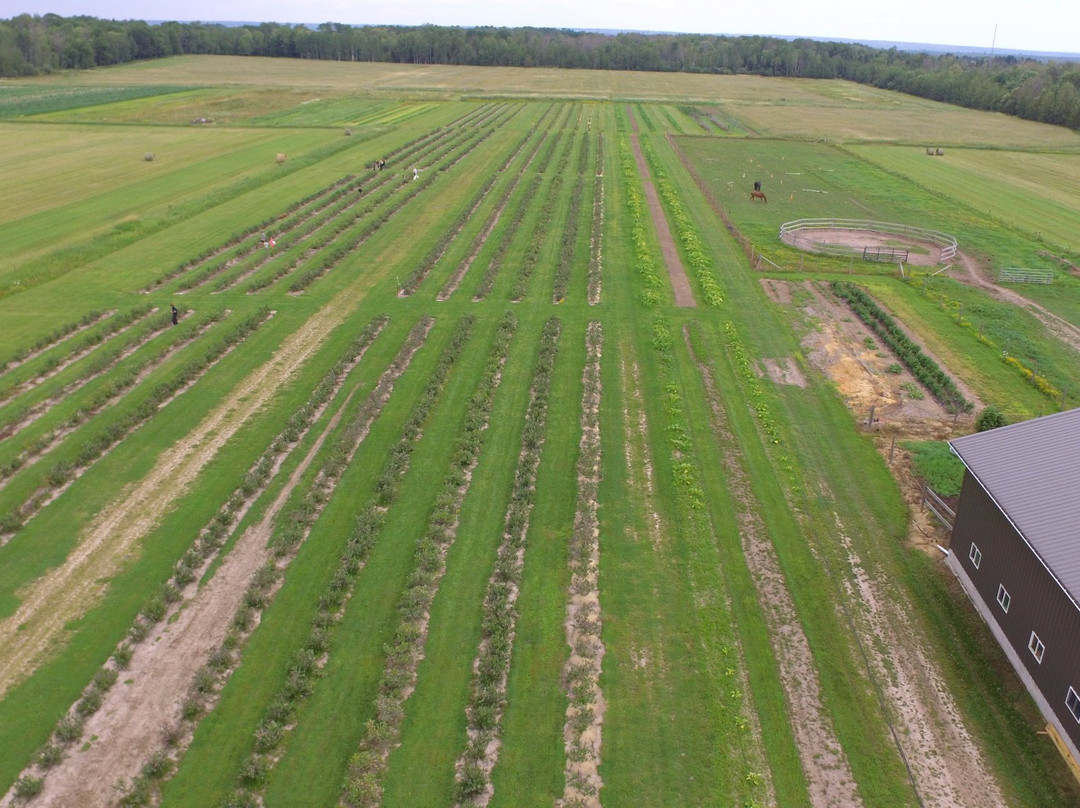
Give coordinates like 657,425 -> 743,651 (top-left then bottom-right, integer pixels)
2,14 -> 1079,130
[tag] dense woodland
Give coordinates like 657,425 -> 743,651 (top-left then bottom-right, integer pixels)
2,13 -> 1079,130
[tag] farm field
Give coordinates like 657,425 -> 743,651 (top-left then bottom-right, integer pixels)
1,55 -> 1079,807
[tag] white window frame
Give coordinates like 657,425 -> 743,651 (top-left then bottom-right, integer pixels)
968,543 -> 982,569
1029,631 -> 1045,664
996,584 -> 1011,613
1067,687 -> 1080,723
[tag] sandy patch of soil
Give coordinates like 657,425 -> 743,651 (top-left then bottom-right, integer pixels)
784,227 -> 946,267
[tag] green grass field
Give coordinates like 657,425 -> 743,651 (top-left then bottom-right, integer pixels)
1,55 -> 1079,807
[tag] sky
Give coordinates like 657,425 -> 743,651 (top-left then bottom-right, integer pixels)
17,0 -> 1080,55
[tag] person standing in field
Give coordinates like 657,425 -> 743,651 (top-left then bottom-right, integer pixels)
171,304 -> 179,326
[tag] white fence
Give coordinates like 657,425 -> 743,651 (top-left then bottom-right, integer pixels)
998,267 -> 1053,284
779,218 -> 958,263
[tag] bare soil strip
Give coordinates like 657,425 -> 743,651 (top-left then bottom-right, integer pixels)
559,321 -> 605,807
688,327 -> 860,807
626,108 -> 695,307
0,291 -> 357,700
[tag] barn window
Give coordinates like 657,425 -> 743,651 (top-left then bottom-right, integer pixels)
1029,632 -> 1045,664
996,584 -> 1011,613
1068,688 -> 1080,723
968,543 -> 982,569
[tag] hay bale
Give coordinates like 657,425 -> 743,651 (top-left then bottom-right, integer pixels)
344,128 -> 352,136
276,153 -> 287,164
144,152 -> 155,162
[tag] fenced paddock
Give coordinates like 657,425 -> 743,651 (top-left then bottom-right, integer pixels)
998,267 -> 1053,284
780,218 -> 957,264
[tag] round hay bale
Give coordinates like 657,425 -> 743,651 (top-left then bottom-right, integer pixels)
276,153 -> 287,164
144,152 -> 155,162
344,128 -> 352,136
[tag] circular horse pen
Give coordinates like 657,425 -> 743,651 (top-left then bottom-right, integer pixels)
780,218 -> 957,268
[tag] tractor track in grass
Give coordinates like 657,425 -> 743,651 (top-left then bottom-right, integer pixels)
0,291 -> 356,700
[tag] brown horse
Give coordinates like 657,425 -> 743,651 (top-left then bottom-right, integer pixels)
750,190 -> 767,203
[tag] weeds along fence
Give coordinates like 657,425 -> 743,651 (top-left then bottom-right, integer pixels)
780,219 -> 958,263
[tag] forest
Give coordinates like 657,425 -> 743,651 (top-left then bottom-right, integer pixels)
1,15 -> 1079,130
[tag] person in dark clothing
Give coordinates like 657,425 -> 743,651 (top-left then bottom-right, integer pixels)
171,304 -> 179,326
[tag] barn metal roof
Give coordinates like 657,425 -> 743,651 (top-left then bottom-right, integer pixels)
950,408 -> 1080,604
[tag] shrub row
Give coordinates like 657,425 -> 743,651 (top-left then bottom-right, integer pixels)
832,281 -> 971,413
0,308 -> 109,376
510,130 -> 574,301
102,316 -> 393,806
401,173 -> 499,295
289,129 -> 492,294
454,317 -> 562,803
439,124 -> 549,302
551,135 -> 588,303
340,312 -> 517,807
560,321 -> 605,804
12,310 -> 365,804
639,135 -> 725,307
209,317 -> 438,807
0,303 -> 154,404
473,173 -> 543,302
587,133 -> 605,306
246,126 -> 482,296
163,176 -> 357,292
0,309 -> 222,476
0,308 -> 272,537
618,135 -> 662,307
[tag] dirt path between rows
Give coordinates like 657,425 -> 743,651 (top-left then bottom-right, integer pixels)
626,108 -> 696,308
0,295 -> 353,701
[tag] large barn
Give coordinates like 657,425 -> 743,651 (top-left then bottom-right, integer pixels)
947,407 -> 1080,768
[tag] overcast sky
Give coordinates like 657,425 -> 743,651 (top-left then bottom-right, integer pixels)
20,0 -> 1080,55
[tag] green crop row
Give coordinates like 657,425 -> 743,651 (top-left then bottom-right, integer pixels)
638,135 -> 725,307
618,135 -> 662,307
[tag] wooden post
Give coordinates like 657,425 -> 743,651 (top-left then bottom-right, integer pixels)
867,405 -> 875,428
889,433 -> 896,463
